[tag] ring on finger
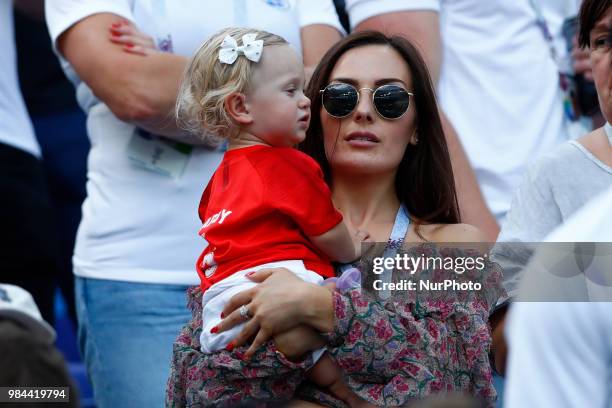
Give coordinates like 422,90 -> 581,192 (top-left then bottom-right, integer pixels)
239,304 -> 251,320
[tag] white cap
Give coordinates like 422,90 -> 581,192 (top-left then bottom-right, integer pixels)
0,284 -> 56,344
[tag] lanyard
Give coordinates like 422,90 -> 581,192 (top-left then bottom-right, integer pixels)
149,0 -> 173,52
336,205 -> 410,298
529,0 -> 559,64
528,0 -> 579,121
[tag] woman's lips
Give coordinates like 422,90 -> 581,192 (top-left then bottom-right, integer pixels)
345,131 -> 380,146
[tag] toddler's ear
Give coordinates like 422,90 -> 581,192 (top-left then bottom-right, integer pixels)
224,92 -> 252,125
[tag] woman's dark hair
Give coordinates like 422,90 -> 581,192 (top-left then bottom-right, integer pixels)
300,31 -> 460,226
578,0 -> 612,48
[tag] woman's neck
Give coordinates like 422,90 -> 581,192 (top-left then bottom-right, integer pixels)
331,171 -> 400,233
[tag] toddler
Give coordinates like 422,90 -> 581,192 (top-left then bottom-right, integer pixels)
176,27 -> 369,407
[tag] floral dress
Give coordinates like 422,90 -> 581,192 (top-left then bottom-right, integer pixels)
166,224 -> 504,407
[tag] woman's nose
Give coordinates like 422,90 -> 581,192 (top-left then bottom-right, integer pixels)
353,89 -> 374,122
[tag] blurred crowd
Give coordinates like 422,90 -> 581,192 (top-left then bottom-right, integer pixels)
1,0 -> 611,407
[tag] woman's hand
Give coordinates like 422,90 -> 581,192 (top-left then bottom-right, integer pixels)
214,268 -> 334,359
109,20 -> 157,56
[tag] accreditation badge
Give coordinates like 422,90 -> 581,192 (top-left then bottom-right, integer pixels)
127,129 -> 192,179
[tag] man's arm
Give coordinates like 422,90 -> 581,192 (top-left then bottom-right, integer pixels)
301,24 -> 342,83
56,13 -> 207,143
440,111 -> 500,240
355,10 -> 500,240
356,11 -> 441,82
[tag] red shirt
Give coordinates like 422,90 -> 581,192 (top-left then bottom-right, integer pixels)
196,145 -> 343,291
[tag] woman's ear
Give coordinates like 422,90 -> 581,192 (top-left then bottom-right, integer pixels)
225,92 -> 253,125
410,128 -> 419,145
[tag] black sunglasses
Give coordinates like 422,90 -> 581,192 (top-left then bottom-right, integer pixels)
320,83 -> 413,120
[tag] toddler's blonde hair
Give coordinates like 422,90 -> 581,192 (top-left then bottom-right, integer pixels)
176,27 -> 289,142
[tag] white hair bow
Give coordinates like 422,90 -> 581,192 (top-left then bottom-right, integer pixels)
219,33 -> 264,65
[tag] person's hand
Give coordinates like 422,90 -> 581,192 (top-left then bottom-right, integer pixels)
572,36 -> 593,81
109,20 -> 157,56
273,325 -> 326,361
213,268 -> 333,359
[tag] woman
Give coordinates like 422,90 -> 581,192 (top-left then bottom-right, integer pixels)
168,31 -> 503,407
45,1 -> 343,406
490,0 -> 612,386
490,0 -> 612,374
504,7 -> 612,405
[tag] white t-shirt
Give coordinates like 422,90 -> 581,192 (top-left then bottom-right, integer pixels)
505,186 -> 612,408
0,2 -> 40,157
345,0 -> 586,220
46,0 -> 343,285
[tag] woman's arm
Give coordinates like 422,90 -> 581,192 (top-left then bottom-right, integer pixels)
167,288 -> 324,406
218,235 -> 503,405
57,13 -> 204,142
218,269 -> 494,406
216,269 -> 335,358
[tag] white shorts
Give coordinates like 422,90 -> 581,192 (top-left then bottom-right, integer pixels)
199,260 -> 326,363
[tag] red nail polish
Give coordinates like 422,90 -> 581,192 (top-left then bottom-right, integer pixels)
111,22 -> 121,28
125,43 -> 134,48
225,342 -> 235,352
246,271 -> 255,277
210,326 -> 219,334
220,312 -> 225,318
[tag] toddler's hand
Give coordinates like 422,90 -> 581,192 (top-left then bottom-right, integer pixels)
309,355 -> 376,408
274,325 -> 326,361
109,20 -> 158,56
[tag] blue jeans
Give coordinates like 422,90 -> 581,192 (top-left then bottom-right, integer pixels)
75,277 -> 191,408
494,373 -> 505,407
